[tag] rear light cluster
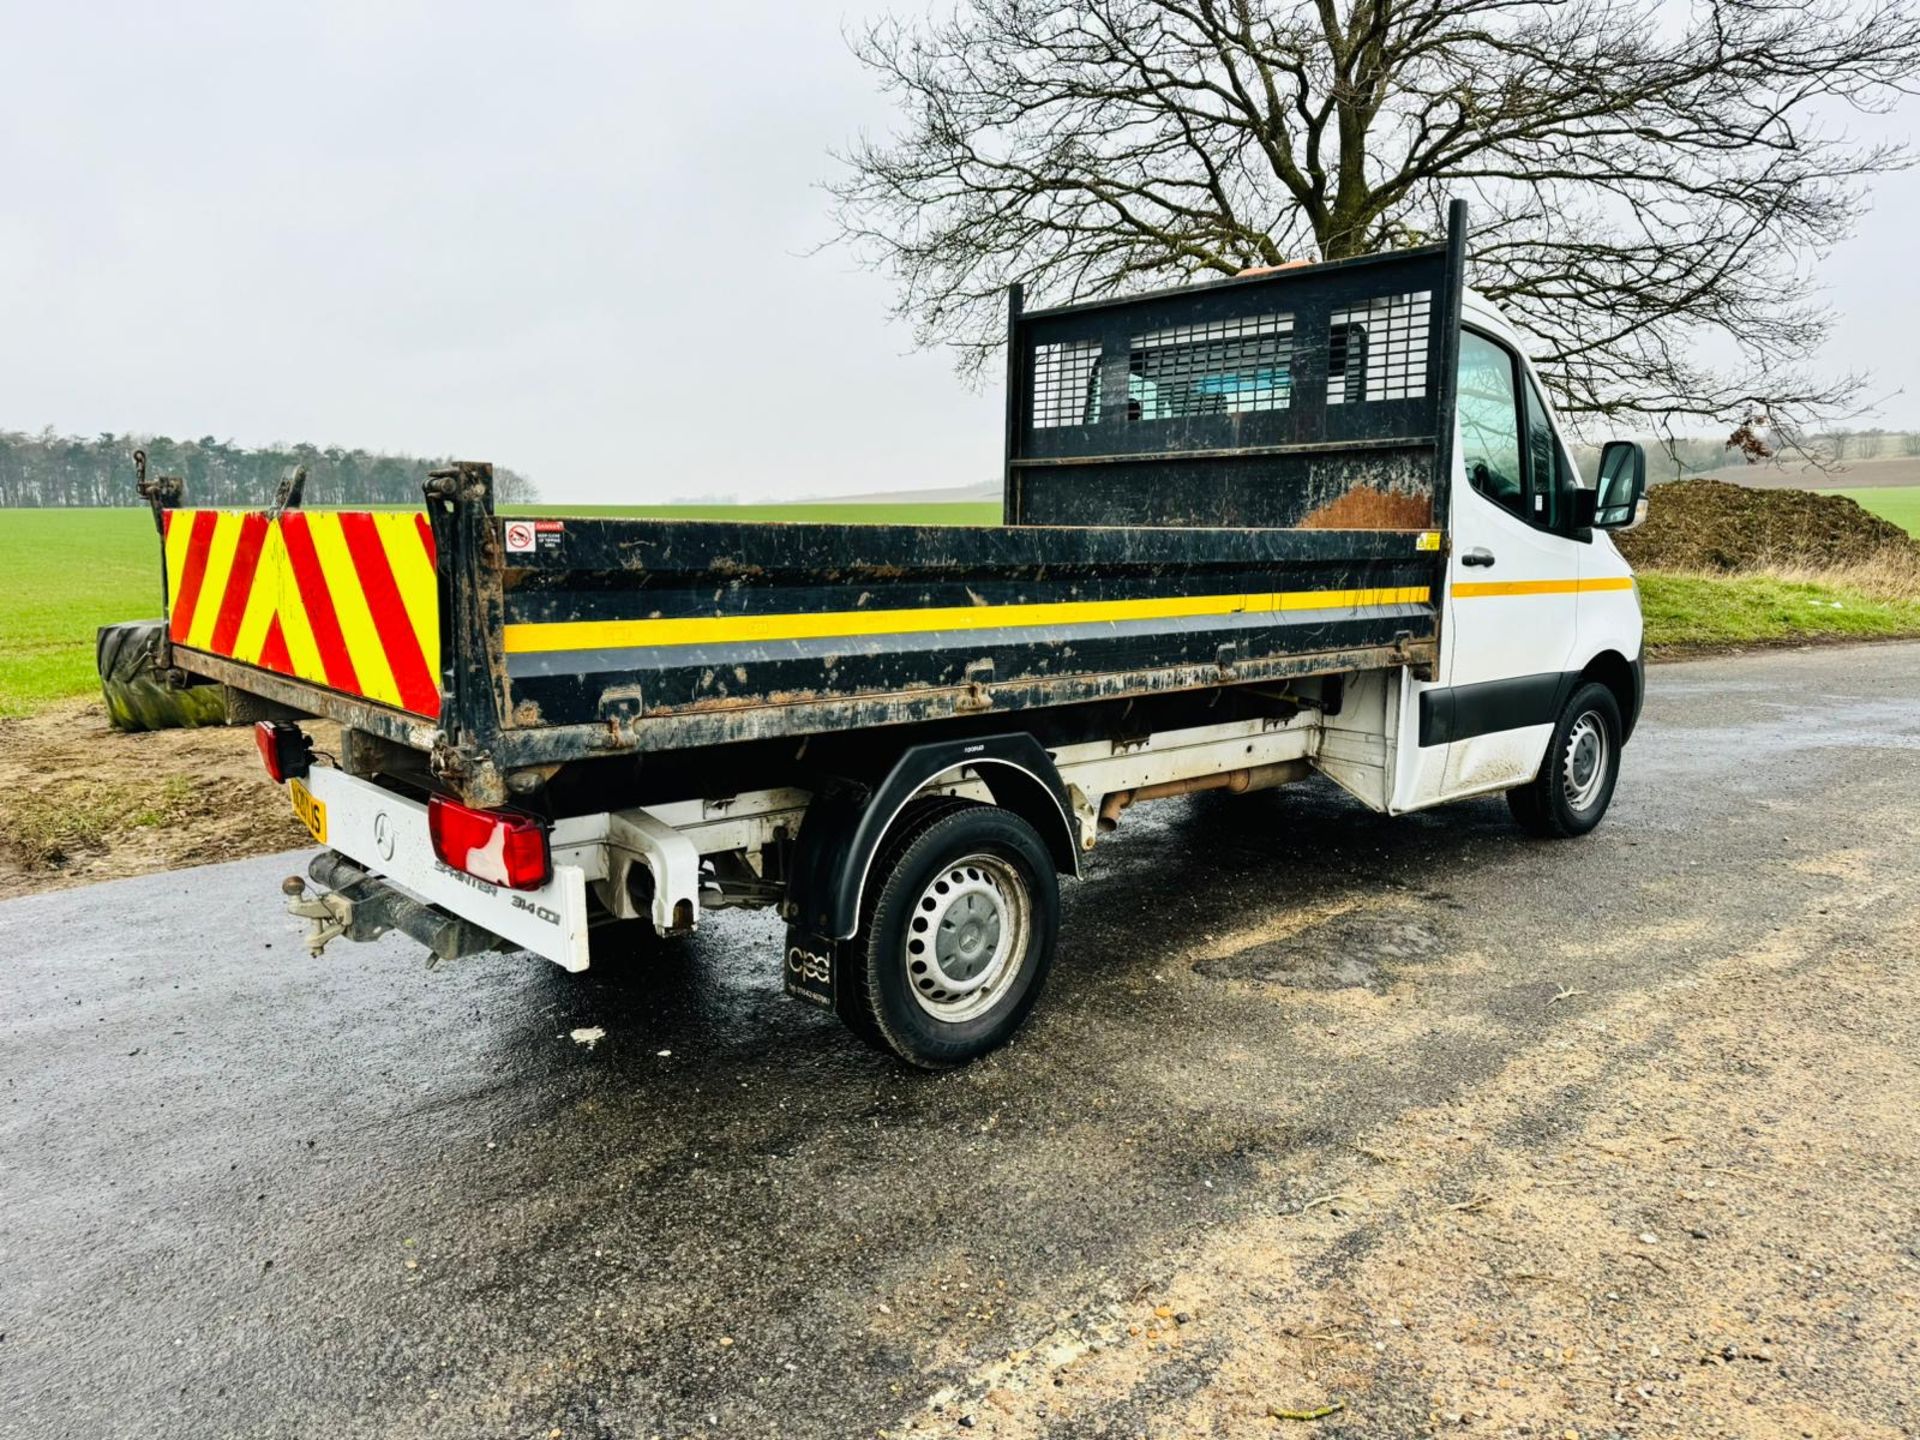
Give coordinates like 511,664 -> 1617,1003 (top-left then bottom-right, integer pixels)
254,722 -> 312,784
428,795 -> 551,890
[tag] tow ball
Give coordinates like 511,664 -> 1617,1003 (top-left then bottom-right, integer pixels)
282,875 -> 352,957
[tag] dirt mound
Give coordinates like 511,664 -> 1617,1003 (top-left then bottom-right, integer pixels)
0,699 -> 331,898
1615,479 -> 1920,573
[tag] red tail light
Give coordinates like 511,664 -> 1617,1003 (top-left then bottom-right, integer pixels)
427,795 -> 551,890
254,722 -> 311,784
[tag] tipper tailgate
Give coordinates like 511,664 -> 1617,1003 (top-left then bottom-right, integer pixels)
163,508 -> 442,717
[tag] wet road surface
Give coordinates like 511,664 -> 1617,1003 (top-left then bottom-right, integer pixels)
4,643 -> 1919,1439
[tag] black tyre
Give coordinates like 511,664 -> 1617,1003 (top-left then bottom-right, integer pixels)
97,620 -> 228,733
1506,681 -> 1623,838
832,795 -> 977,1049
847,799 -> 1059,1069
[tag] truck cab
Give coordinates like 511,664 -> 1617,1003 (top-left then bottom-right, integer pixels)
1391,290 -> 1645,822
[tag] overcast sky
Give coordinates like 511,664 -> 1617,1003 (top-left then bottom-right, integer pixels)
2,2 -> 1915,504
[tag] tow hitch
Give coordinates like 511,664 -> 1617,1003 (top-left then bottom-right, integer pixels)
283,874 -> 352,956
282,854 -> 516,965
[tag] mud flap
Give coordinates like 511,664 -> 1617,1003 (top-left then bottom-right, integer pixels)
783,926 -> 838,1010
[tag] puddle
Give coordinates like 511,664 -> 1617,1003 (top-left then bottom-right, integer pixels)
1193,908 -> 1446,990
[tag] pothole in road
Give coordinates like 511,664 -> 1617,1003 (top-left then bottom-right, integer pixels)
1192,908 -> 1447,991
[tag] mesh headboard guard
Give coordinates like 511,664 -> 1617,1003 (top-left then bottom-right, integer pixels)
1004,213 -> 1466,531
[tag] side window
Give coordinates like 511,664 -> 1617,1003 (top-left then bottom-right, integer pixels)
1522,375 -> 1571,530
1455,331 -> 1524,518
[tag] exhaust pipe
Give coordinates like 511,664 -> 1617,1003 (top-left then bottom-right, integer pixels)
1097,759 -> 1308,831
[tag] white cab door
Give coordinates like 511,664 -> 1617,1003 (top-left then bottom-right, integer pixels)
1434,328 -> 1582,796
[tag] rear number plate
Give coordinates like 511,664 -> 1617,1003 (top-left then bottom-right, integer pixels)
289,777 -> 327,844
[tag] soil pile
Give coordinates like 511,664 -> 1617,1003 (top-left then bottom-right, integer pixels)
1616,479 -> 1920,572
0,699 -> 334,898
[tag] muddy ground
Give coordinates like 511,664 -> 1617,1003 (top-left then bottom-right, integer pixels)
3,643 -> 1917,1439
0,699 -> 330,899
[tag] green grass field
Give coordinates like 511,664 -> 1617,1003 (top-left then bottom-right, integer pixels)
1837,485 -> 1920,537
8,501 -> 1920,717
1637,572 -> 1920,650
0,509 -> 164,716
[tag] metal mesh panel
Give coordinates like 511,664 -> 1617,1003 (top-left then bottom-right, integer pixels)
1327,291 -> 1432,404
1031,340 -> 1102,428
1127,315 -> 1293,420
1006,212 -> 1466,528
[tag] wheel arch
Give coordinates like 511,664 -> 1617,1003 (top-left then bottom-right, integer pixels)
787,733 -> 1079,941
1574,648 -> 1643,742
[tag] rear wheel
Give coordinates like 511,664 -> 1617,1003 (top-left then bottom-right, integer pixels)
1507,681 -> 1622,838
846,799 -> 1059,1069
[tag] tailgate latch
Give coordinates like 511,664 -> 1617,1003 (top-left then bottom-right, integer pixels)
957,659 -> 996,713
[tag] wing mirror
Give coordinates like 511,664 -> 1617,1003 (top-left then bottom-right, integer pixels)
1589,440 -> 1648,530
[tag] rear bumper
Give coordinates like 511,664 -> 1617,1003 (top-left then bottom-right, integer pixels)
302,766 -> 592,971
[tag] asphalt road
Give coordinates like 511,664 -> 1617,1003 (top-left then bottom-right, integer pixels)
5,643 -> 1919,1440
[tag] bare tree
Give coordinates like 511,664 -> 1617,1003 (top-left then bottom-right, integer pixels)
831,0 -> 1920,436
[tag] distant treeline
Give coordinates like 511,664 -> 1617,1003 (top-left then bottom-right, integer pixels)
0,429 -> 537,508
1659,428 -> 1920,476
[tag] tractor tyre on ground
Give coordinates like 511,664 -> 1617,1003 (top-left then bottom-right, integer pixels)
97,621 -> 228,733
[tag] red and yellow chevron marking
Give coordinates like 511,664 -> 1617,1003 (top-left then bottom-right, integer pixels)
162,509 -> 441,717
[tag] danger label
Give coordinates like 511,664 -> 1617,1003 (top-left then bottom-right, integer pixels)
504,520 -> 564,556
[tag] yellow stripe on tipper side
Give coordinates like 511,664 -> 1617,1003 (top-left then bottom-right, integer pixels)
375,511 -> 441,678
164,513 -> 194,602
1276,585 -> 1426,611
274,553 -> 328,683
183,511 -> 246,651
304,512 -> 403,709
230,521 -> 289,665
503,585 -> 1432,656
1453,576 -> 1634,599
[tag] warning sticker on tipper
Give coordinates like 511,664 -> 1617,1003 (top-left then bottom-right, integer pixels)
504,520 -> 565,555
1416,530 -> 1442,552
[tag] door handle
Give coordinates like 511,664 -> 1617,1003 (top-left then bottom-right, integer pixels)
1461,548 -> 1496,568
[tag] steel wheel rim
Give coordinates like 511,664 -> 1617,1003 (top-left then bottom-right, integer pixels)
903,852 -> 1029,1023
1560,711 -> 1609,812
